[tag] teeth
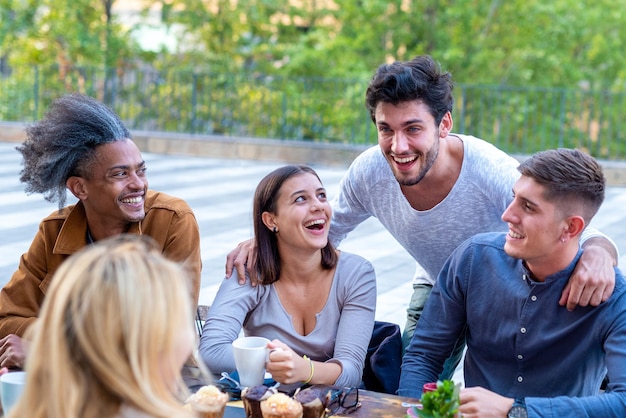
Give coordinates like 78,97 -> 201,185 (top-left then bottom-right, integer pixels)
394,155 -> 417,164
509,230 -> 524,239
305,219 -> 325,228
121,196 -> 143,204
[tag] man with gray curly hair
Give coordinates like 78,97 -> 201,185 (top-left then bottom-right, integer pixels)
0,94 -> 202,368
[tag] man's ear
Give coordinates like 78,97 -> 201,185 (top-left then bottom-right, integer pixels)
66,176 -> 87,200
565,215 -> 586,240
438,111 -> 453,138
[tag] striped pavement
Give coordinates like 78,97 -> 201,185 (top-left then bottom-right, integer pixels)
1,140 -> 626,331
0,141 -> 414,328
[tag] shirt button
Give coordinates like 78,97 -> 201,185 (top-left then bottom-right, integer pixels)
518,376 -> 524,382
520,327 -> 527,334
517,354 -> 523,360
531,295 -> 537,301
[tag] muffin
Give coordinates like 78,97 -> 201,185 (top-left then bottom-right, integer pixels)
293,388 -> 328,418
242,385 -> 278,418
260,393 -> 303,418
185,384 -> 230,418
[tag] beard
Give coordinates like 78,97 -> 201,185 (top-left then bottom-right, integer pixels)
392,137 -> 440,186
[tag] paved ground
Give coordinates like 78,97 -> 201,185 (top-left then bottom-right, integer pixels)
0,141 -> 415,328
2,140 -> 626,334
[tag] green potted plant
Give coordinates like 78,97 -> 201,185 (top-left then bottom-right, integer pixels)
406,380 -> 461,418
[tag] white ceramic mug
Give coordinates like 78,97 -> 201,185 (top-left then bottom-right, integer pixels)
232,336 -> 270,388
0,371 -> 26,415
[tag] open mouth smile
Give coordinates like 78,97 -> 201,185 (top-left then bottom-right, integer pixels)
392,155 -> 417,164
120,196 -> 143,204
304,219 -> 326,230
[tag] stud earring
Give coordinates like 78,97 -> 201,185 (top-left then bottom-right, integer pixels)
273,226 -> 278,233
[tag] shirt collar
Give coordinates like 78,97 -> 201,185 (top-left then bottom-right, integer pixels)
54,201 -> 142,254
521,248 -> 583,285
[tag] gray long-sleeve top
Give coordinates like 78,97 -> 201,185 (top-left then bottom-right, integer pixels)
199,252 -> 376,388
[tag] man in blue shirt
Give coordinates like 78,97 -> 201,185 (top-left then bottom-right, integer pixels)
399,148 -> 626,417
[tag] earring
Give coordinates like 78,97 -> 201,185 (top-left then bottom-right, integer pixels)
273,226 -> 278,233
561,237 -> 566,243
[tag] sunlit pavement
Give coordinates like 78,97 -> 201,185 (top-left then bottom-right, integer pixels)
1,141 -> 625,334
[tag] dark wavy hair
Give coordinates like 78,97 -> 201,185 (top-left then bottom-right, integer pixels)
253,165 -> 338,284
17,93 -> 130,208
365,55 -> 454,126
518,148 -> 605,224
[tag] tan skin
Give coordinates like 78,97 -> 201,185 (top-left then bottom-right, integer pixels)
375,101 -> 459,211
226,100 -> 617,312
267,266 -> 340,384
0,140 -> 148,369
261,173 -> 342,385
67,139 -> 148,241
0,335 -> 26,369
459,387 -> 514,418
272,262 -> 334,337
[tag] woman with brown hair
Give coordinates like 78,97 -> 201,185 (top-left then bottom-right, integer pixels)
200,165 -> 376,388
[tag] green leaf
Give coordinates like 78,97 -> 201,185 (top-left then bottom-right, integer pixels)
416,380 -> 460,418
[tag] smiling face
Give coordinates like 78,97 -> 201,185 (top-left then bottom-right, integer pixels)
263,172 -> 331,252
501,175 -> 569,273
69,139 -> 148,237
375,100 -> 450,186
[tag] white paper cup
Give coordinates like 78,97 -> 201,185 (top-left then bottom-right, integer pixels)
1,371 -> 26,415
232,336 -> 270,388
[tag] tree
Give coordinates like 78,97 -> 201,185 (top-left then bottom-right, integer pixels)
0,0 -> 139,102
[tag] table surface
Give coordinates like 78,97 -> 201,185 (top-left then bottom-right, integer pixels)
0,386 -> 420,418
224,386 -> 421,418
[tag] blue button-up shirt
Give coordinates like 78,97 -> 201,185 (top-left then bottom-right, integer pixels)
399,232 -> 626,417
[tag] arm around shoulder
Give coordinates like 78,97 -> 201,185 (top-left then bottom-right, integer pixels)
328,148 -> 381,247
563,230 -> 619,309
581,227 -> 619,264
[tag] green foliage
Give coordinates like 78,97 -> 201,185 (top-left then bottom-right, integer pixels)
412,380 -> 460,418
2,0 -> 626,156
0,0 -> 36,48
3,63 -> 626,157
3,0 -> 626,87
1,0 -> 136,66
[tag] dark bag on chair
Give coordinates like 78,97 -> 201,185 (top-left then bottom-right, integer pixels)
362,321 -> 402,394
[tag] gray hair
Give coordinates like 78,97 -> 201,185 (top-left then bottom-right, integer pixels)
17,93 -> 130,207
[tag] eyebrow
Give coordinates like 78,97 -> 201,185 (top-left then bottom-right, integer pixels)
289,187 -> 326,198
377,118 -> 425,127
512,189 -> 539,209
107,160 -> 146,172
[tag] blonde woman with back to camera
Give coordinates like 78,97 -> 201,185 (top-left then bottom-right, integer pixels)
8,234 -> 198,418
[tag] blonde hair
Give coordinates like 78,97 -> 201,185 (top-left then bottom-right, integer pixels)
9,235 -> 197,418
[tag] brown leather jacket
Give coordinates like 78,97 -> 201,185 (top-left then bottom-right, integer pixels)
0,190 -> 202,338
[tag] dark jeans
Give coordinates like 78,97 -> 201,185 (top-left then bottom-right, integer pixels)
402,283 -> 466,381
